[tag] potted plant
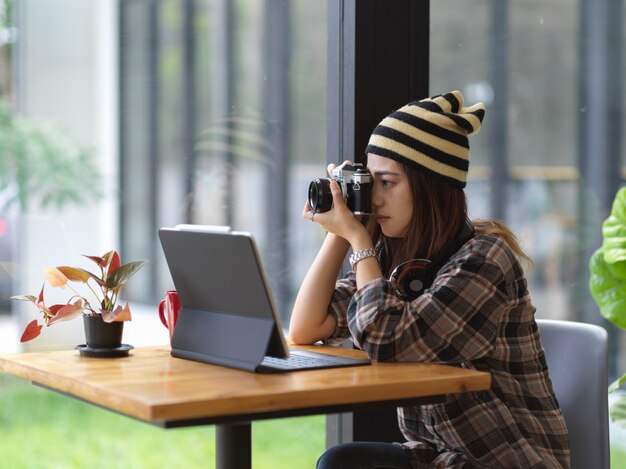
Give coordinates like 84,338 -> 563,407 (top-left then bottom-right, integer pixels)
11,250 -> 146,357
589,186 -> 626,428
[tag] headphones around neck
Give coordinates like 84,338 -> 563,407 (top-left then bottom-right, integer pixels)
388,218 -> 474,300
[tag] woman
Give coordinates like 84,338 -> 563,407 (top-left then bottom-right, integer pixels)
290,91 -> 570,468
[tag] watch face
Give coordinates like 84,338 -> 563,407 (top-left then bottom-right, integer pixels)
389,258 -> 432,300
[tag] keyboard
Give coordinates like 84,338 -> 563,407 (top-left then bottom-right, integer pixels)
256,349 -> 370,373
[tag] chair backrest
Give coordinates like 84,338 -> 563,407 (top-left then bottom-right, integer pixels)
536,319 -> 610,469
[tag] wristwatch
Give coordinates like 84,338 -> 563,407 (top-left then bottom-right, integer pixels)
349,248 -> 377,272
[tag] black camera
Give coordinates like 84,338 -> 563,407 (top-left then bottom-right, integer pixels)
308,163 -> 373,215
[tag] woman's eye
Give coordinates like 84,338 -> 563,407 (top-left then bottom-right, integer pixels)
381,180 -> 393,187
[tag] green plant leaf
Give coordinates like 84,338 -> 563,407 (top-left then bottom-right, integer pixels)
105,260 -> 147,290
610,392 -> 626,429
0,97 -> 102,211
589,248 -> 626,329
609,373 -> 626,394
603,187 -> 626,279
56,266 -> 91,283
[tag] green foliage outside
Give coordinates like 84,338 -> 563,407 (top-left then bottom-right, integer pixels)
0,98 -> 101,212
610,392 -> 626,468
0,373 -> 325,469
2,372 -> 626,467
589,187 -> 626,429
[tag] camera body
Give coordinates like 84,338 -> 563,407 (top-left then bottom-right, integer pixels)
308,163 -> 373,215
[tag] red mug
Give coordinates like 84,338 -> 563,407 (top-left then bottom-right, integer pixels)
158,290 -> 180,341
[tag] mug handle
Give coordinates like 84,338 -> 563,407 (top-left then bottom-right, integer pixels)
158,300 -> 169,328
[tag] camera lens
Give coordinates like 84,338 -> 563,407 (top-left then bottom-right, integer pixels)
308,178 -> 334,213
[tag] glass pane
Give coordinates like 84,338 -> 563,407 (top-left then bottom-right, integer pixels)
2,0 -> 327,352
120,0 -> 328,326
0,0 -> 15,316
2,0 -> 122,350
431,0 -> 625,378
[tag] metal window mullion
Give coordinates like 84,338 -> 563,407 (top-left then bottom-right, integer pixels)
147,0 -> 161,300
489,0 -> 509,221
326,0 -> 429,447
183,0 -> 197,223
262,0 -> 291,322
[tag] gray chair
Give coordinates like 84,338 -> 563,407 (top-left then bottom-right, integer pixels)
537,319 -> 610,469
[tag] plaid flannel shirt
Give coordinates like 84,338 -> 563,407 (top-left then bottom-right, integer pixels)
326,234 -> 570,469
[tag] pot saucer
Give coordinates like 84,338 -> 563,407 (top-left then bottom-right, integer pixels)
75,344 -> 134,358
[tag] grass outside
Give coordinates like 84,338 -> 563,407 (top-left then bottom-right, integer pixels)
3,372 -> 626,468
610,392 -> 626,469
613,445 -> 626,469
0,373 -> 325,469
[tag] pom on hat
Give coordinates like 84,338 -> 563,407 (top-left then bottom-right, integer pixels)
365,90 -> 486,188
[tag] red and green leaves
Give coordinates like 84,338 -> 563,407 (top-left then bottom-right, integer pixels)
83,250 -> 146,292
11,250 -> 146,343
106,261 -> 147,292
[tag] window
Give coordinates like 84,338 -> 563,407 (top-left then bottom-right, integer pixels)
3,0 -> 624,383
432,0 -> 625,377
119,0 -> 328,325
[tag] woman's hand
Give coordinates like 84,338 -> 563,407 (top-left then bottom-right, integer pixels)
303,180 -> 365,242
303,160 -> 373,248
326,160 -> 350,177
292,162 -> 382,345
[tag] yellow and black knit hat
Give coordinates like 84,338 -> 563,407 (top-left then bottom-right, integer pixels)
365,90 -> 486,188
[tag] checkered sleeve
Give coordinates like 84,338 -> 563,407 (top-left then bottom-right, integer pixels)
323,273 -> 358,346
346,237 -> 510,363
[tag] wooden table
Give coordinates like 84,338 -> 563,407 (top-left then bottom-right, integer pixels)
0,344 -> 490,469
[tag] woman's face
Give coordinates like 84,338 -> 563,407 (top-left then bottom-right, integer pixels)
366,154 -> 413,238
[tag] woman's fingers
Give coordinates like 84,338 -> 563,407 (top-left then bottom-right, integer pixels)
303,201 -> 320,224
327,160 -> 352,176
330,180 -> 348,210
306,162 -> 355,227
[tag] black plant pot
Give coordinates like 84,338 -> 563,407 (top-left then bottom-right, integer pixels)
82,314 -> 124,349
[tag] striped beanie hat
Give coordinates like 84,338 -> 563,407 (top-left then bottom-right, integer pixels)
365,90 -> 486,188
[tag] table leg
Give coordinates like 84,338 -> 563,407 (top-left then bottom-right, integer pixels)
216,422 -> 251,469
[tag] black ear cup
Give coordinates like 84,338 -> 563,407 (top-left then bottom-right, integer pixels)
386,218 -> 474,301
390,259 -> 433,300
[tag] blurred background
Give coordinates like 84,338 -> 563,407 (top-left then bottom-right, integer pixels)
0,0 -> 623,380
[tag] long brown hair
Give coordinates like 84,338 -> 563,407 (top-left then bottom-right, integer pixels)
369,162 -> 531,276
472,219 -> 531,264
